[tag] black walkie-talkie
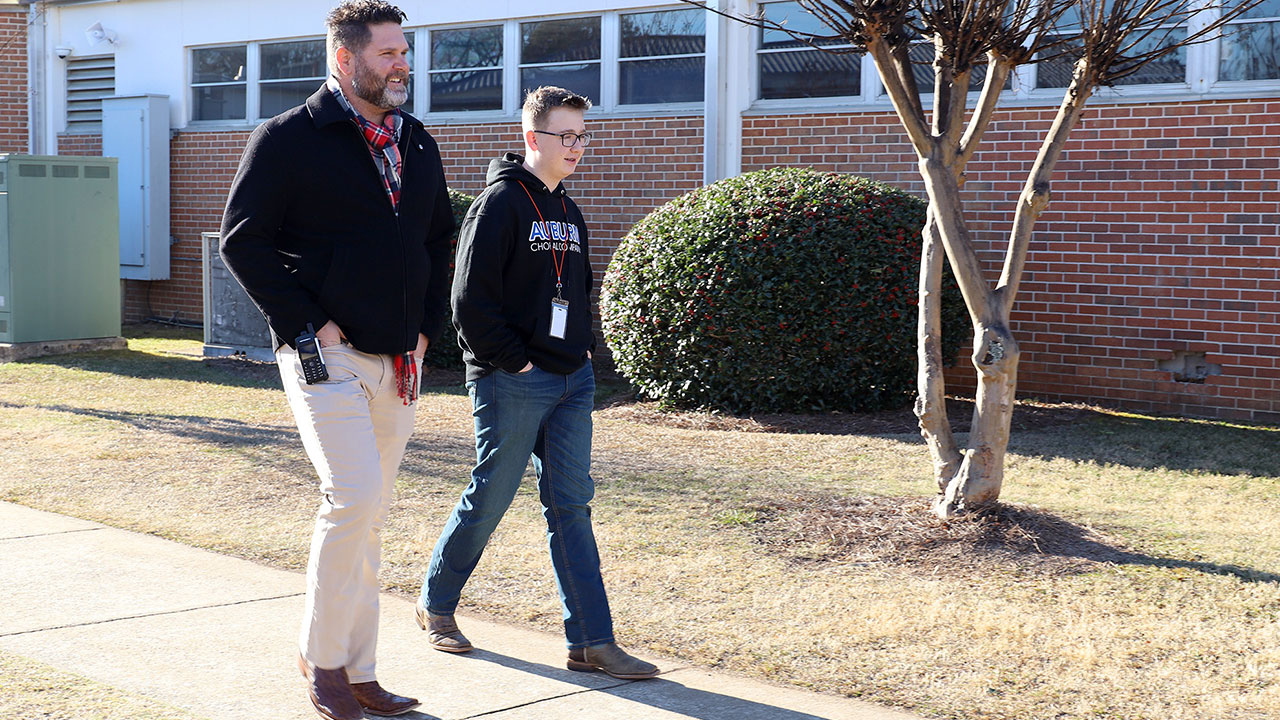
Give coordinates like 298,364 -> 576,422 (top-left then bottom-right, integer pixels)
295,323 -> 329,384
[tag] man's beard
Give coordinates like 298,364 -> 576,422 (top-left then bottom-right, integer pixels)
351,57 -> 409,110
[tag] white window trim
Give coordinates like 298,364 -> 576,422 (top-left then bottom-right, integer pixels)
743,0 -> 1280,114
414,24 -> 505,118
187,43 -> 251,127
421,7 -> 707,124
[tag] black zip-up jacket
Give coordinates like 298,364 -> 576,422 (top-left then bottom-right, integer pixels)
453,153 -> 596,382
220,84 -> 455,354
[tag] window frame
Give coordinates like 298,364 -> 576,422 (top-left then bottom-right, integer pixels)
256,37 -> 329,121
752,0 -> 869,106
187,43 -> 252,125
616,6 -> 709,107
1212,0 -> 1280,85
420,23 -> 506,116
418,7 -> 707,123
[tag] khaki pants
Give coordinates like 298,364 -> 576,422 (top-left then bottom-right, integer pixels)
277,343 -> 418,683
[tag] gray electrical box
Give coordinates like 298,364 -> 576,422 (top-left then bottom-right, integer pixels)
201,231 -> 274,361
0,155 -> 121,343
103,94 -> 170,280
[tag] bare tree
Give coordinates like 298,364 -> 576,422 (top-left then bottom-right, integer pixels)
682,0 -> 1263,517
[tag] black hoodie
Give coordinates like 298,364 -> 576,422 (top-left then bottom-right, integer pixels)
452,153 -> 597,382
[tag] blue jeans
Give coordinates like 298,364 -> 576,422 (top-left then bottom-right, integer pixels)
422,362 -> 614,649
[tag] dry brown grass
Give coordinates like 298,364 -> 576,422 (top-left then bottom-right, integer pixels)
2,325 -> 1280,720
0,650 -> 199,720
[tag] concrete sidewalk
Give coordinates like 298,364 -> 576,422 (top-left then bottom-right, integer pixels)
0,502 -> 924,720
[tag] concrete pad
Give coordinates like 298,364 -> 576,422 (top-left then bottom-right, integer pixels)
0,502 -> 102,539
0,501 -> 925,720
0,511 -> 302,636
0,336 -> 127,363
2,593 -> 636,720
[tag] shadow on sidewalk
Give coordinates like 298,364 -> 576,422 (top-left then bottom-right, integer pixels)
455,648 -> 841,720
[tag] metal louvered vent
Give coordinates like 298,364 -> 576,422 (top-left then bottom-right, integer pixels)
66,55 -> 116,132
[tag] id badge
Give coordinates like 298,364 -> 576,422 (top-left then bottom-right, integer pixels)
549,298 -> 569,339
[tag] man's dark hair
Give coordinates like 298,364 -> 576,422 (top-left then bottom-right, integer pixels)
521,86 -> 592,130
326,1 -> 407,71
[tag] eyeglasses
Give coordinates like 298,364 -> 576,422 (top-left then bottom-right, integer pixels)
534,130 -> 593,148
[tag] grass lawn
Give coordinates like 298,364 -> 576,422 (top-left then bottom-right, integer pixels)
2,324 -> 1279,720
0,650 -> 200,720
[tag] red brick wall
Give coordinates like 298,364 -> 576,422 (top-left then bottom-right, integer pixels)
88,116 -> 706,328
57,134 -> 102,156
0,8 -> 28,153
426,116 -> 705,284
54,98 -> 1278,421
743,99 -> 1280,422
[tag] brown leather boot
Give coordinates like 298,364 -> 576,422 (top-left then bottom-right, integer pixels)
415,598 -> 473,653
297,653 -> 364,720
351,681 -> 420,717
567,642 -> 660,680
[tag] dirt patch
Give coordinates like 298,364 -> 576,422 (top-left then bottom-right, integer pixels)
748,494 -> 1133,577
598,396 -> 1092,436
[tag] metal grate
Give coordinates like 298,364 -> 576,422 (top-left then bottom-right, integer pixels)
67,55 -> 116,133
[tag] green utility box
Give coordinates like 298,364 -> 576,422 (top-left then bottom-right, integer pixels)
0,155 -> 120,343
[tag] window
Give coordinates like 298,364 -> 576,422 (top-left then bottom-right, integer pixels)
1035,6 -> 1187,89
619,9 -> 706,104
520,17 -> 602,102
757,1 -> 860,100
430,25 -> 503,112
66,56 -> 115,132
1220,0 -> 1280,81
191,45 -> 246,121
259,39 -> 326,118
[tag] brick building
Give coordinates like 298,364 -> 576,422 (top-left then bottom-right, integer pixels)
7,0 -> 1279,420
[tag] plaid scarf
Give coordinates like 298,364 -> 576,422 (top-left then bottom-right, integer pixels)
328,77 -> 403,212
328,78 -> 417,403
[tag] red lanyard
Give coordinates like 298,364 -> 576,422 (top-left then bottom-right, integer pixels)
518,181 -> 570,297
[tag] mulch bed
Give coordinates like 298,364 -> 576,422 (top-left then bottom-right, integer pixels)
597,395 -> 1092,436
749,494 -> 1133,577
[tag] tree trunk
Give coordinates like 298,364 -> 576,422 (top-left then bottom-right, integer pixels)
914,209 -> 962,487
933,318 -> 1020,518
917,156 -> 1024,519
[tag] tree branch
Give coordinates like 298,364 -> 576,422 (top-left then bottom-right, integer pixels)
957,52 -> 1012,169
997,68 -> 1094,311
866,32 -> 933,156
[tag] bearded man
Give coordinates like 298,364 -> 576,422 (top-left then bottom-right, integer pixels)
219,2 -> 454,718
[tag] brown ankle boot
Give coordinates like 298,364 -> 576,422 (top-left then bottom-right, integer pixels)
297,653 -> 364,720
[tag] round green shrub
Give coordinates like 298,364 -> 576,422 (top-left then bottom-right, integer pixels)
600,167 -> 967,413
422,189 -> 476,370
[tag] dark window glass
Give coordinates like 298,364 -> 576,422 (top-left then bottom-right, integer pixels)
621,9 -> 705,57
620,57 -> 704,104
430,27 -> 499,111
1220,0 -> 1280,81
908,43 -> 1011,92
521,18 -> 601,64
1036,30 -> 1187,88
192,46 -> 245,84
260,80 -> 316,117
430,69 -> 502,111
193,85 -> 246,121
759,49 -> 859,99
261,39 -> 326,80
520,64 -> 600,103
432,26 -> 502,69
760,1 -> 848,49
